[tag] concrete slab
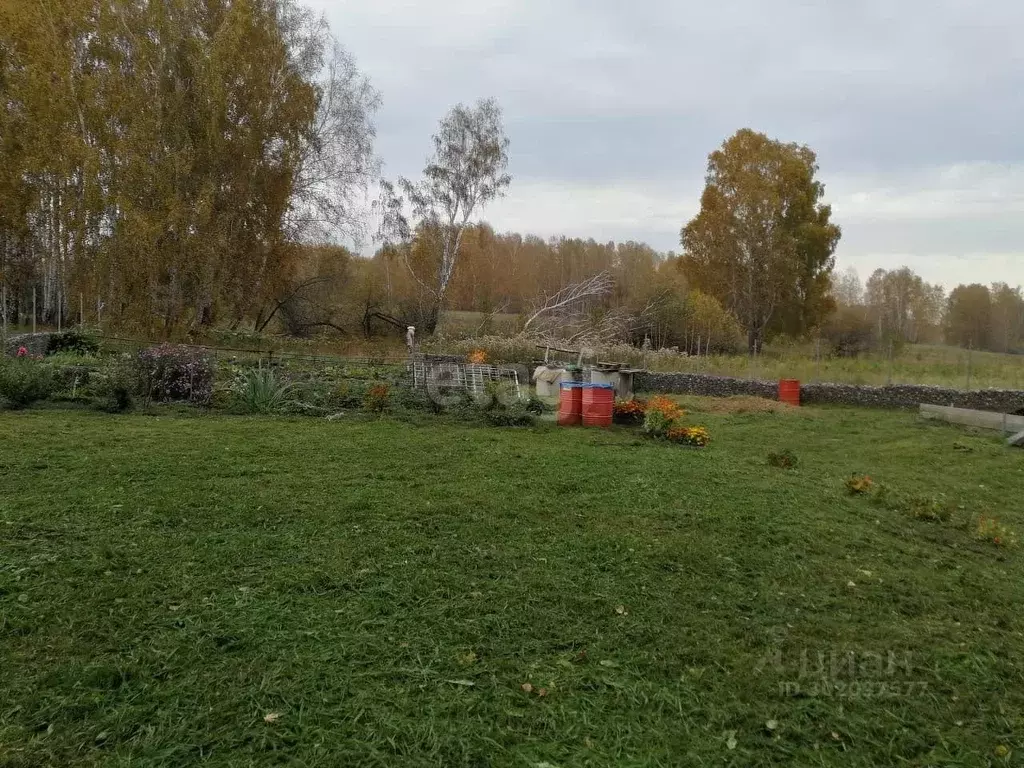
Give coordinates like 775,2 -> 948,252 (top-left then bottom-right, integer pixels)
920,404 -> 1024,433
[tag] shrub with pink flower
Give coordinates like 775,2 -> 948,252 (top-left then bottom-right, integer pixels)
16,346 -> 28,358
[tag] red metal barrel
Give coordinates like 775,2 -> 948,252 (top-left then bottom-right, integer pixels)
582,383 -> 615,427
558,382 -> 583,426
778,379 -> 801,407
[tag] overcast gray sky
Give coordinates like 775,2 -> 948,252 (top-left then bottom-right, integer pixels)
311,0 -> 1024,290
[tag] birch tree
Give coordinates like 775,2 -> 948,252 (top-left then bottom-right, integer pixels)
0,0 -> 378,334
382,98 -> 511,333
681,129 -> 840,353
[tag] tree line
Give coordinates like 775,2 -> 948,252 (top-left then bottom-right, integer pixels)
1,2 -> 1020,356
275,231 -> 744,353
294,123 -> 840,354
828,267 -> 1024,355
0,0 -> 378,334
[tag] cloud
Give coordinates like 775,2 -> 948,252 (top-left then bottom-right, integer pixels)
485,180 -> 697,248
832,164 -> 1024,221
314,0 -> 1024,289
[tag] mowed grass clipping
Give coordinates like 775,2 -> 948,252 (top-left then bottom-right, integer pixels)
1,408 -> 1023,767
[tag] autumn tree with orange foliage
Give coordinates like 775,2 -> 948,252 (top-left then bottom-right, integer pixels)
0,0 -> 378,335
681,129 -> 841,354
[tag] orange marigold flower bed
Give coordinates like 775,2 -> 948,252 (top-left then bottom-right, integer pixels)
646,395 -> 684,422
666,425 -> 711,447
613,398 -> 647,425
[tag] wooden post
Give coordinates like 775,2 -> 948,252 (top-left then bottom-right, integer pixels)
966,342 -> 973,391
32,288 -> 36,334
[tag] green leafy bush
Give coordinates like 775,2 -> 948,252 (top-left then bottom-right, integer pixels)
233,366 -> 295,414
46,361 -> 99,398
642,397 -> 683,438
329,380 -> 369,410
46,329 -> 100,356
525,395 -> 547,414
394,386 -> 442,414
484,402 -> 535,427
0,358 -> 56,409
95,355 -> 136,412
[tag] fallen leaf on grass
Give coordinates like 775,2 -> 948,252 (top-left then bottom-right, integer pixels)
766,719 -> 779,732
446,679 -> 476,687
263,713 -> 281,724
521,682 -> 534,693
725,731 -> 737,750
615,605 -> 629,616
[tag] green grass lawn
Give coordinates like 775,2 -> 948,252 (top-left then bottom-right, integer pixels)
2,406 -> 1023,766
673,344 -> 1024,390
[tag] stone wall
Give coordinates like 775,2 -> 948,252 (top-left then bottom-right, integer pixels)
635,372 -> 778,400
636,371 -> 1024,415
3,332 -> 53,357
